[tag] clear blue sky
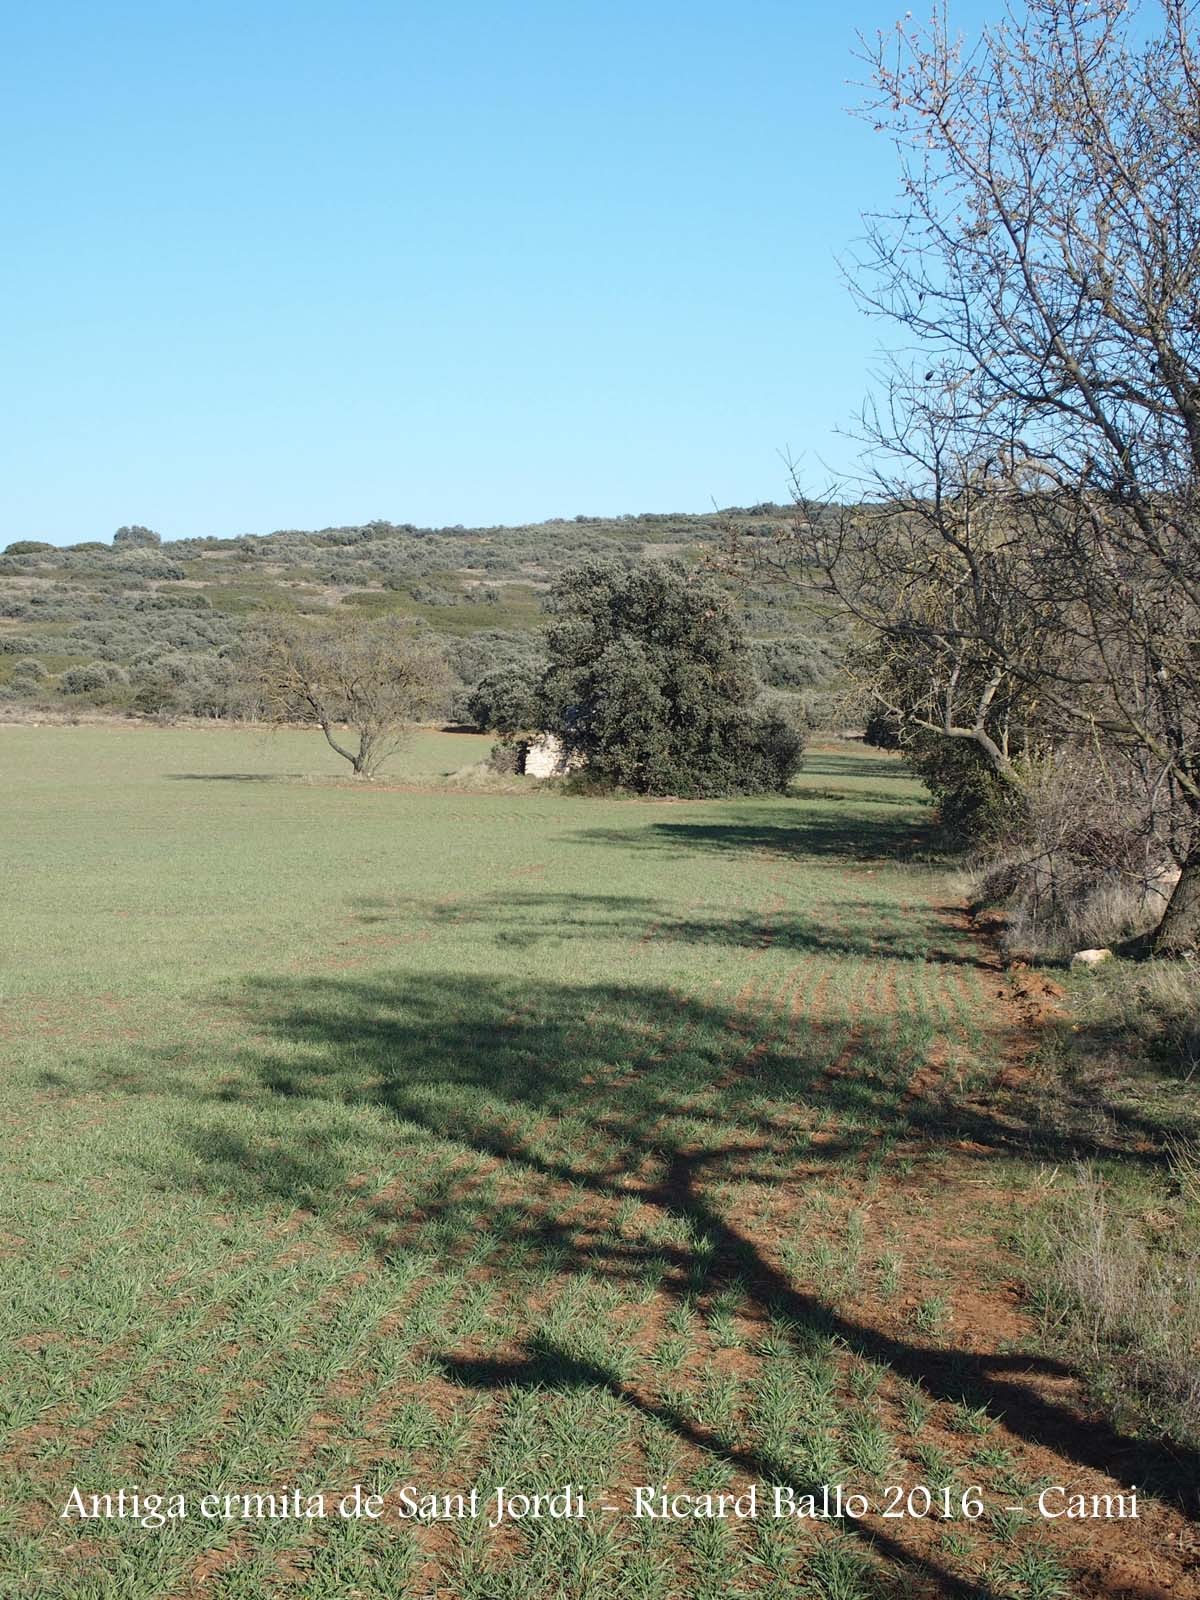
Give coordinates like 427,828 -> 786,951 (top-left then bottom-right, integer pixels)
1,1 -> 989,545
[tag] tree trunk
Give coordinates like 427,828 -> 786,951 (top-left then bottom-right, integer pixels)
317,717 -> 359,771
1151,839 -> 1200,955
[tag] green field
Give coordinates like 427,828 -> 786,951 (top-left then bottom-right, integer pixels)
0,728 -> 1193,1599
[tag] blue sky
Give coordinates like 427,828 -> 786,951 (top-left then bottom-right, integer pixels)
1,1 -> 989,545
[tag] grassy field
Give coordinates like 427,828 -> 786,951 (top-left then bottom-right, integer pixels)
1,727 -> 1196,1599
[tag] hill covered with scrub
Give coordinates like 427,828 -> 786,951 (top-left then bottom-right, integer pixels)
0,510 -> 849,724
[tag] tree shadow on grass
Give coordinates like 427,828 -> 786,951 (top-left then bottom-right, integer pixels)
440,1337 -> 1000,1600
153,966 -> 1200,1548
800,753 -> 912,783
164,772 -> 304,783
572,814 -> 944,866
380,887 -> 995,968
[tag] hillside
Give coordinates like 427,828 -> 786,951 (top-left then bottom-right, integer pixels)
0,511 -> 848,724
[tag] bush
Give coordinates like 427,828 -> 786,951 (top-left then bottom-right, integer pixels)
134,592 -> 211,612
3,540 -> 55,556
60,662 -> 110,694
465,662 -> 545,735
541,560 -> 806,797
974,746 -> 1182,957
111,555 -> 185,580
440,629 -> 543,687
113,525 -> 161,548
735,706 -> 808,794
9,658 -> 48,685
751,637 -> 829,690
901,727 -> 1023,840
486,741 -> 522,775
60,661 -> 126,695
131,652 -> 244,718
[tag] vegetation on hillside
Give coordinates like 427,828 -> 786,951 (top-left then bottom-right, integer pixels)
0,507 -> 849,730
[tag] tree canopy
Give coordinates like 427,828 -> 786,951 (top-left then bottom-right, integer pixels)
538,560 -> 805,797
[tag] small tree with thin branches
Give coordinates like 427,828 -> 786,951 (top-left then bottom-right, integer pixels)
247,616 -> 450,778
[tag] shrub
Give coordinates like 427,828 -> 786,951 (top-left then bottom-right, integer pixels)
735,706 -> 808,794
131,652 -> 245,719
486,741 -> 522,775
110,555 -> 185,580
133,592 -> 210,612
441,629 -> 543,687
9,658 -> 48,685
113,525 -> 161,548
974,745 -> 1182,957
3,540 -> 55,556
465,662 -> 545,735
751,637 -> 829,690
60,661 -> 120,695
901,726 -> 1023,841
541,560 -> 806,797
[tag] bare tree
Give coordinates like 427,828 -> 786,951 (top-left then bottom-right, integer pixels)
757,430 -> 1071,792
759,0 -> 1200,950
247,616 -> 450,778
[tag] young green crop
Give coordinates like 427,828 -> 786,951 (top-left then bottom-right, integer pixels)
0,726 -> 1192,1598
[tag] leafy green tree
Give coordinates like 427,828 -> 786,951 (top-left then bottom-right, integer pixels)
464,661 -> 545,737
541,560 -> 805,796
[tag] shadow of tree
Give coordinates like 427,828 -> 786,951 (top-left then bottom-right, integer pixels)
439,1337 -> 1000,1600
155,966 -> 1200,1547
164,772 -> 304,783
800,753 -> 913,783
571,814 -> 943,865
362,888 -> 995,968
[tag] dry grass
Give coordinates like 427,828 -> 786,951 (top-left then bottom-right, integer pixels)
970,744 -> 1183,960
1024,1158 -> 1200,1452
995,878 -> 1162,961
442,760 -> 540,793
1068,955 -> 1200,1079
